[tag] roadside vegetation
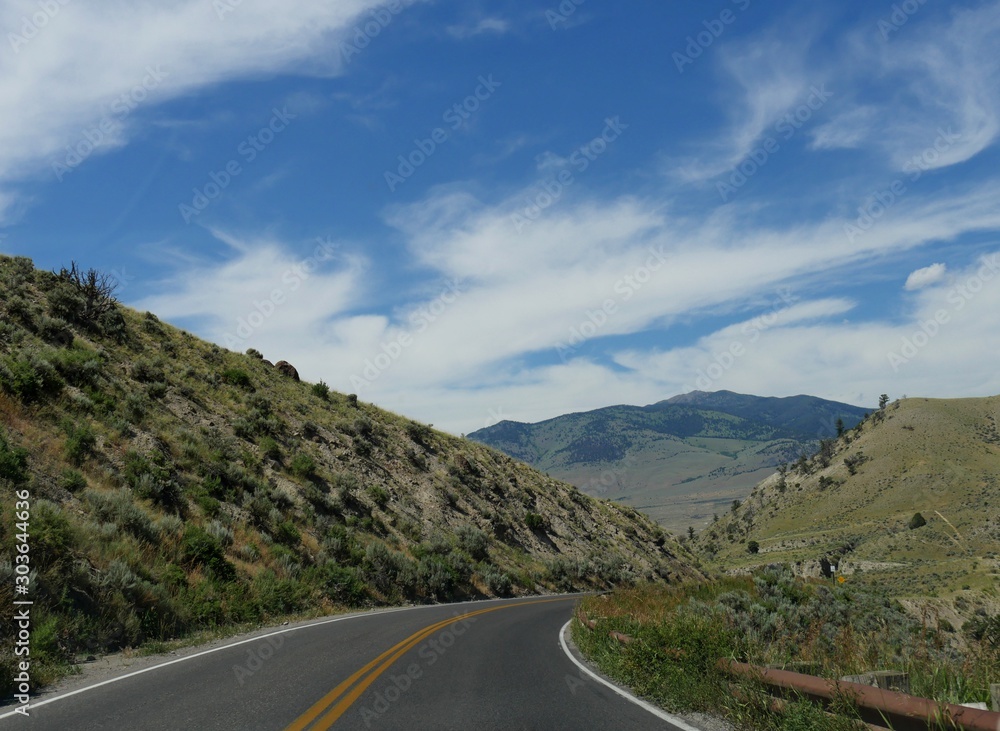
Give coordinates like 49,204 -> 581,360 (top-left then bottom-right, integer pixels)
0,255 -> 697,697
573,566 -> 999,730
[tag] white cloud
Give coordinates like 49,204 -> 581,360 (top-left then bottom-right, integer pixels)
0,0 -> 417,221
810,2 -> 1000,172
810,106 -> 877,150
904,263 -> 947,291
878,2 -> 1000,171
446,17 -> 510,40
131,230 -> 366,353
672,32 -> 817,182
137,174 -> 1000,434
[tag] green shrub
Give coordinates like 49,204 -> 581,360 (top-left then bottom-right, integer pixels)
456,525 -> 489,560
160,563 -> 187,589
367,485 -> 389,507
289,453 -> 317,479
181,525 -> 235,582
0,353 -> 63,402
405,421 -> 433,446
417,556 -> 455,600
60,469 -> 87,493
131,358 -> 165,383
259,437 -> 282,462
37,316 -> 74,346
311,381 -> 330,400
221,368 -> 253,390
63,420 -> 96,465
524,512 -> 545,531
274,520 -> 301,547
51,347 -> 103,386
484,569 -> 513,596
0,431 -> 29,484
84,489 -> 155,542
196,493 -> 221,518
251,570 -> 309,617
909,512 -> 927,530
363,542 -> 416,599
28,501 -> 74,570
142,314 -> 164,336
121,392 -> 149,423
308,562 -> 366,606
123,450 -> 182,510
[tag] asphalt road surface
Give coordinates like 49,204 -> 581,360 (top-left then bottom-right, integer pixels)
1,595 -> 690,730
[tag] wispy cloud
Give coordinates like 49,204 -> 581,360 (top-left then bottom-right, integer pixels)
904,263 -> 946,291
810,106 -> 877,150
446,17 -> 510,40
0,0 -> 419,221
140,169 -> 1000,433
812,2 -> 1000,170
671,31 -> 817,182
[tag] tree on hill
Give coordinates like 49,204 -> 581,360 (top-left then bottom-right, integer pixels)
879,394 -> 889,410
909,512 -> 927,530
747,540 -> 760,554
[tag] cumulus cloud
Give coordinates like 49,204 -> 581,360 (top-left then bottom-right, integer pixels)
904,263 -> 947,291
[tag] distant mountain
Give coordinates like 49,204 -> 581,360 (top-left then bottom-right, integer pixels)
661,390 -> 865,439
468,391 -> 869,532
701,395 -> 1000,597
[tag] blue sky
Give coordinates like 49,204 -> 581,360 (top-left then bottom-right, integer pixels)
3,0 -> 1000,434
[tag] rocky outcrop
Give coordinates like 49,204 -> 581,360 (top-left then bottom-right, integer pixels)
274,360 -> 300,381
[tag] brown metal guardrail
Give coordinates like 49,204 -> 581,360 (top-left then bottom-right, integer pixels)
718,659 -> 1000,731
575,614 -> 999,730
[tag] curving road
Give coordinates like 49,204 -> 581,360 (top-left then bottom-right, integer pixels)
0,595 -> 689,730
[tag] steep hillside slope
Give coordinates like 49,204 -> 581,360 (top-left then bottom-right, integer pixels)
469,394 -> 867,533
699,396 -> 1000,598
0,256 -> 699,693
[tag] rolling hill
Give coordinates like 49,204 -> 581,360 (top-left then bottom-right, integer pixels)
468,392 -> 868,533
699,395 -> 1000,598
0,255 -> 699,695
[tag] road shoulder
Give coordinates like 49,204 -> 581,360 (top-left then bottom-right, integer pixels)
558,620 -> 733,731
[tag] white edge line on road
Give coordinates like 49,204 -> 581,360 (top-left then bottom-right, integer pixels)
1,595 -> 576,720
558,619 -> 703,731
0,611 -> 392,721
0,598 -> 487,721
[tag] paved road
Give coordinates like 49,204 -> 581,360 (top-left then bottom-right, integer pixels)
0,595 -> 686,730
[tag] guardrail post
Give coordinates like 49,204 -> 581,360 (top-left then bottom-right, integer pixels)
991,684 -> 999,712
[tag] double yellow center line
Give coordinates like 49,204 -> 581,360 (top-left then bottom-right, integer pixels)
284,597 -> 573,730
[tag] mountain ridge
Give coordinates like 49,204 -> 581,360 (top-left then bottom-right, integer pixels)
468,391 -> 869,532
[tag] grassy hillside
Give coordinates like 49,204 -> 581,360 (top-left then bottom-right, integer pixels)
698,396 -> 1000,603
0,255 -> 700,695
573,569 -> 999,728
468,394 -> 867,533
